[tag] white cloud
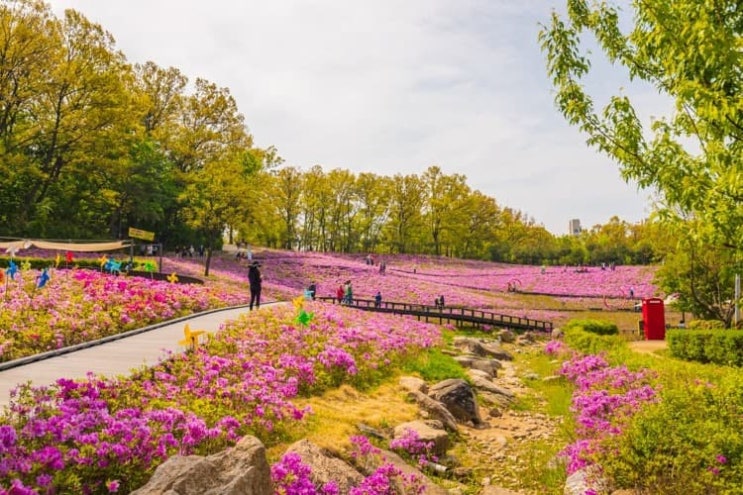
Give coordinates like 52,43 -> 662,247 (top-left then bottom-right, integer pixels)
49,0 -> 665,235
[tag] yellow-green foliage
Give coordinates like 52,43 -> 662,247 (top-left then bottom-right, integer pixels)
564,318 -> 619,336
599,373 -> 743,494
668,329 -> 743,366
563,320 -> 625,354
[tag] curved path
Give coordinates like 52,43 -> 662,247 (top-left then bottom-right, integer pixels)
0,303 -> 281,410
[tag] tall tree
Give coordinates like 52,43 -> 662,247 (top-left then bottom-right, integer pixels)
540,0 -> 743,318
384,173 -> 424,254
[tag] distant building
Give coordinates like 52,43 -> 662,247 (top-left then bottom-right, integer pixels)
569,219 -> 582,236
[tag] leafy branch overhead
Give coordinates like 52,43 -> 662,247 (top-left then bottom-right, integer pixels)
539,0 -> 742,249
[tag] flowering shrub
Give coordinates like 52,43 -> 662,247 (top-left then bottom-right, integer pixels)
0,268 -> 250,362
389,428 -> 438,469
0,304 -> 441,493
557,354 -> 658,475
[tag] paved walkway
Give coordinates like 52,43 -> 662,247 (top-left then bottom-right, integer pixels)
0,303 -> 278,409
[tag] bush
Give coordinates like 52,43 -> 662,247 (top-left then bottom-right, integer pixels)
688,319 -> 727,330
668,329 -> 743,366
599,376 -> 743,494
564,319 -> 619,336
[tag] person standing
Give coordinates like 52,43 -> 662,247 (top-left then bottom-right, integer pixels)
374,290 -> 382,308
248,261 -> 262,310
336,284 -> 344,304
344,280 -> 353,305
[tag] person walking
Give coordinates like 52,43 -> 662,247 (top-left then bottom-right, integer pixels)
344,280 -> 353,305
248,261 -> 262,310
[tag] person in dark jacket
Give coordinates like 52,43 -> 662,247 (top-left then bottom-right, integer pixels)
248,261 -> 262,310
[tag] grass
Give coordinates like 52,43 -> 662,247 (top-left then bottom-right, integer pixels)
400,347 -> 470,382
266,382 -> 420,464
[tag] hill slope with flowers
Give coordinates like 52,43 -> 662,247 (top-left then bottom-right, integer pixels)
0,249 -> 658,363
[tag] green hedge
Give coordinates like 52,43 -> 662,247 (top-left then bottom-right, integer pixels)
563,319 -> 624,354
563,318 -> 619,336
667,329 -> 743,366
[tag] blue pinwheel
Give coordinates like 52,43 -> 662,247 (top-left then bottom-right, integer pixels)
5,260 -> 17,280
104,258 -> 122,275
36,268 -> 50,289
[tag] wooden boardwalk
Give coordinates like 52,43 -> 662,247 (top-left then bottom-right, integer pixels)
316,297 -> 553,332
0,304 -> 275,409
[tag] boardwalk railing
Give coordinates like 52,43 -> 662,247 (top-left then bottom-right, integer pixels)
316,297 -> 553,332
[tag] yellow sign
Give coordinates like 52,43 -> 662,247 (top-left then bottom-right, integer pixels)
128,227 -> 155,241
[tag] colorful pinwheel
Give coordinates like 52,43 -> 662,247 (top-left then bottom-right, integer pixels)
5,260 -> 17,280
36,268 -> 50,289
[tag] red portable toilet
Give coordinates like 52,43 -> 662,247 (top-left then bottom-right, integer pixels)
642,298 -> 666,340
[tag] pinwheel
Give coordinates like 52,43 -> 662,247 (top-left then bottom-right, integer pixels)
5,260 -> 17,280
55,253 -> 61,268
65,251 -> 73,263
99,255 -> 109,269
167,272 -> 179,284
20,259 -> 30,272
36,268 -> 50,289
105,259 -> 122,274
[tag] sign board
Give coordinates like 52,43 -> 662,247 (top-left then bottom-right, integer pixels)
128,227 -> 155,241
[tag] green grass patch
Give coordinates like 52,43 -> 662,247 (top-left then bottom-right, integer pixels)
399,347 -> 469,382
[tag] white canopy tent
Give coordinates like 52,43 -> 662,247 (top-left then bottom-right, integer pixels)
0,239 -> 132,254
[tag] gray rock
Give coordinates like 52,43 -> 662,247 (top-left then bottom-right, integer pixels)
130,435 -> 271,495
452,337 -> 513,361
407,390 -> 459,432
286,439 -> 364,494
564,466 -> 608,495
393,420 -> 450,456
366,448 -> 450,495
497,329 -> 516,343
428,379 -> 484,426
454,356 -> 500,377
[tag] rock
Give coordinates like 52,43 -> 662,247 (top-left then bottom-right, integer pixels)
428,379 -> 484,426
551,328 -> 564,339
564,466 -> 608,495
468,375 -> 516,402
399,376 -> 428,394
480,486 -> 524,495
407,390 -> 459,432
452,337 -> 514,361
455,356 -> 500,377
393,420 -> 450,456
356,423 -> 387,439
480,485 -> 522,495
368,448 -> 449,495
130,435 -> 271,495
497,329 -> 516,343
286,439 -> 364,494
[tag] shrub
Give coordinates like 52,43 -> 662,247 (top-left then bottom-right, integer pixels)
564,319 -> 619,336
668,330 -> 743,366
688,319 -> 727,330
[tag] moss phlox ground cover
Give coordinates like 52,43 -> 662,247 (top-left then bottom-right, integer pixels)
0,303 -> 440,493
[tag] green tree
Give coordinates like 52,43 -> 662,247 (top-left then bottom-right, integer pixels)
540,0 -> 742,316
384,173 -> 424,254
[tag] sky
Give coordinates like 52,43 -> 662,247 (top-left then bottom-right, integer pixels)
49,0 -> 669,235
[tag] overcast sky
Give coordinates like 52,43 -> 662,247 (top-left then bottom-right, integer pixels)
49,0 -> 666,235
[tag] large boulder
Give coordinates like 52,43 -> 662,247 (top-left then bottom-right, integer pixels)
428,379 -> 484,427
407,390 -> 459,432
285,439 -> 364,494
130,435 -> 271,495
